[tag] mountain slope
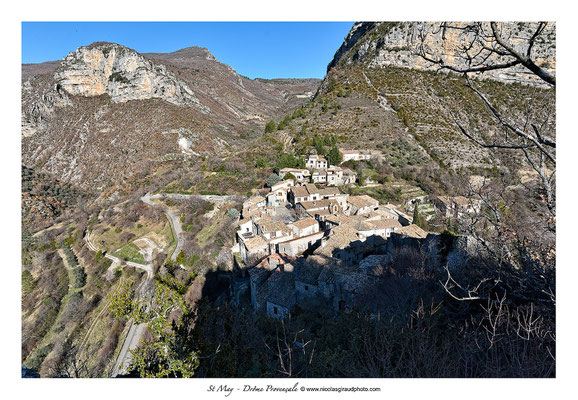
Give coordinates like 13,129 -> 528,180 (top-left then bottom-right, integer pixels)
21,43 -> 320,192
278,22 -> 555,177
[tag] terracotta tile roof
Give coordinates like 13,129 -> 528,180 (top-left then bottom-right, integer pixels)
360,218 -> 402,231
317,267 -> 335,283
394,224 -> 428,239
248,266 -> 269,286
265,271 -> 296,308
245,195 -> 265,205
299,199 -> 331,210
290,186 -> 309,198
319,187 -> 342,196
348,195 -> 379,209
291,217 -> 318,230
243,235 -> 268,251
257,218 -> 287,234
325,214 -> 358,227
316,224 -> 359,257
295,263 -> 323,285
305,183 -> 319,195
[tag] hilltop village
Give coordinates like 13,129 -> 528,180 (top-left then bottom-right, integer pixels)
232,150 -> 476,318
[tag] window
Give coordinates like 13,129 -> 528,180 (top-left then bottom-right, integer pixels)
273,306 -> 278,315
305,285 -> 309,291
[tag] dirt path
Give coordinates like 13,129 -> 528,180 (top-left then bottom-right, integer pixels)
85,232 -> 153,278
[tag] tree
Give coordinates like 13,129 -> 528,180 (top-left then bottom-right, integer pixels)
412,202 -> 424,229
266,173 -> 281,188
264,120 -> 276,134
255,156 -> 267,168
226,208 -> 240,220
415,22 -> 556,216
327,146 -> 343,166
413,23 -> 556,335
313,134 -> 326,155
283,172 -> 297,181
176,250 -> 185,266
109,279 -> 199,377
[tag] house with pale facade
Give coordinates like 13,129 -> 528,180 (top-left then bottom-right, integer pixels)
431,196 -> 482,218
288,183 -> 321,205
357,218 -> 402,240
306,155 -> 328,169
242,195 -> 266,217
266,179 -> 294,207
296,199 -> 342,221
311,169 -> 327,184
279,168 -> 310,184
339,149 -> 371,162
346,195 -> 380,216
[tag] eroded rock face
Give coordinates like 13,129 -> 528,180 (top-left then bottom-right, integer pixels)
328,22 -> 556,87
54,42 -> 209,111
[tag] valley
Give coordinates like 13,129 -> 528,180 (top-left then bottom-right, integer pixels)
21,21 -> 556,378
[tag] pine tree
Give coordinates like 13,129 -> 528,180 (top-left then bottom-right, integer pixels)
327,146 -> 343,166
264,120 -> 276,133
412,203 -> 425,229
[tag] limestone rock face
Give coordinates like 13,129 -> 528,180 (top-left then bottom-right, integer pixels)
328,22 -> 556,86
54,42 -> 209,111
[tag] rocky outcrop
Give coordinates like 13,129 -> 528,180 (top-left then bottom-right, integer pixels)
328,22 -> 556,86
21,77 -> 72,137
54,42 -> 209,111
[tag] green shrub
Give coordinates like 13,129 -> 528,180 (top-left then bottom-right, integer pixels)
227,208 -> 240,220
22,270 -> 36,295
264,120 -> 276,133
72,267 -> 86,288
266,173 -> 281,188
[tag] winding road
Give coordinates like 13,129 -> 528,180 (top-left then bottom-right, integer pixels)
90,191 -> 244,376
140,192 -> 245,262
85,232 -> 153,278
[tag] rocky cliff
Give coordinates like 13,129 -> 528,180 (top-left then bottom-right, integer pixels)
21,43 -> 320,191
328,22 -> 556,86
54,42 -> 209,110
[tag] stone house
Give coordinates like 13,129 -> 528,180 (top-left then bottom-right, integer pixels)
242,195 -> 266,217
306,155 -> 328,170
357,218 -> 402,240
255,218 -> 294,252
326,166 -> 343,186
311,169 -> 327,184
279,168 -> 310,183
342,168 -> 357,184
319,187 -> 349,210
296,199 -> 341,221
287,217 -> 320,237
288,183 -> 321,205
431,196 -> 481,218
248,253 -> 366,318
276,231 -> 325,257
346,195 -> 380,216
266,179 -> 294,207
239,235 -> 269,266
265,270 -> 296,318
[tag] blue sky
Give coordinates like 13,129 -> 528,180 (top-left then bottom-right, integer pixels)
21,22 -> 353,79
